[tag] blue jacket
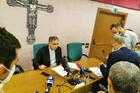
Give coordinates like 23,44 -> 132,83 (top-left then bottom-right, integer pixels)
100,47 -> 139,77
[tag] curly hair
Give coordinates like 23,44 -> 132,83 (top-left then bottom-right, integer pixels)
0,27 -> 21,69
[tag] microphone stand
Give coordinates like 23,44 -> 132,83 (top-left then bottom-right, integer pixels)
67,71 -> 70,77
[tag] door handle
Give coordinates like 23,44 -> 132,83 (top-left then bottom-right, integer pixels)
92,39 -> 95,44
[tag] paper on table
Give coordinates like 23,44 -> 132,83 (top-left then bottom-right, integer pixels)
89,67 -> 103,77
68,62 -> 80,70
52,66 -> 67,77
74,82 -> 85,89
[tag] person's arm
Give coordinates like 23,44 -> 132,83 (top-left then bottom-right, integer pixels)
15,0 -> 29,7
132,32 -> 138,49
101,53 -> 117,77
100,63 -> 108,78
36,4 -> 54,13
107,54 -> 113,69
32,49 -> 43,70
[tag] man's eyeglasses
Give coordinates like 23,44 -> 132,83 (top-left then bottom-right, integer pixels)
52,43 -> 59,45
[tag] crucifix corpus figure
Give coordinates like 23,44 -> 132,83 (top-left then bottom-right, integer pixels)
7,0 -> 54,44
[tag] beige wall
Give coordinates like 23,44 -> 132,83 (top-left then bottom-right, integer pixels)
0,0 -> 140,70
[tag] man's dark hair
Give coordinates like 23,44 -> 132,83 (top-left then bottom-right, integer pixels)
110,23 -> 121,30
0,27 -> 21,69
48,36 -> 59,42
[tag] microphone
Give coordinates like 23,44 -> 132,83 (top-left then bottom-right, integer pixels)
76,63 -> 92,75
60,56 -> 72,76
82,68 -> 92,73
76,63 -> 85,75
76,63 -> 95,80
45,76 -> 54,93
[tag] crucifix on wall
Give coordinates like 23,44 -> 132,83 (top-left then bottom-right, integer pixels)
7,0 -> 54,44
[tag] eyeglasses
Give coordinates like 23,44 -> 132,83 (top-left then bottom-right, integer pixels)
52,43 -> 59,45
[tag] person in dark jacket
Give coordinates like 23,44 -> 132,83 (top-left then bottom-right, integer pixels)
100,35 -> 139,78
33,36 -> 62,70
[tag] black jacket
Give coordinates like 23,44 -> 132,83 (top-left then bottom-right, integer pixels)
33,45 -> 62,70
100,47 -> 139,78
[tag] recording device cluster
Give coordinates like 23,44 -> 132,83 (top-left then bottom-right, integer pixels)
41,56 -> 94,93
60,56 -> 94,85
67,78 -> 82,85
76,62 -> 92,76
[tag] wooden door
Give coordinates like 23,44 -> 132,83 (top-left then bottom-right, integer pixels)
89,8 -> 128,63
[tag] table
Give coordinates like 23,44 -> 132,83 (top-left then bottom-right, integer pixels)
3,57 -> 103,93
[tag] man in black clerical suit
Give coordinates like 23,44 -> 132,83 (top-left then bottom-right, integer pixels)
33,36 -> 62,70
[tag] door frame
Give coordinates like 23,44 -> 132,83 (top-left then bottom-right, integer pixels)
89,8 -> 128,61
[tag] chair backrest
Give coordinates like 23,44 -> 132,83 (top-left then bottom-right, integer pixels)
67,42 -> 83,62
33,43 -> 47,58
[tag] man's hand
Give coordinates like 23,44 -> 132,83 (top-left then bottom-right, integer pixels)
39,65 -> 47,70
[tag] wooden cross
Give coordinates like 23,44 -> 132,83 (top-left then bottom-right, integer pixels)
7,0 -> 54,44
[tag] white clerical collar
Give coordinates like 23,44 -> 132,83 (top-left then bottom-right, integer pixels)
49,46 -> 55,52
